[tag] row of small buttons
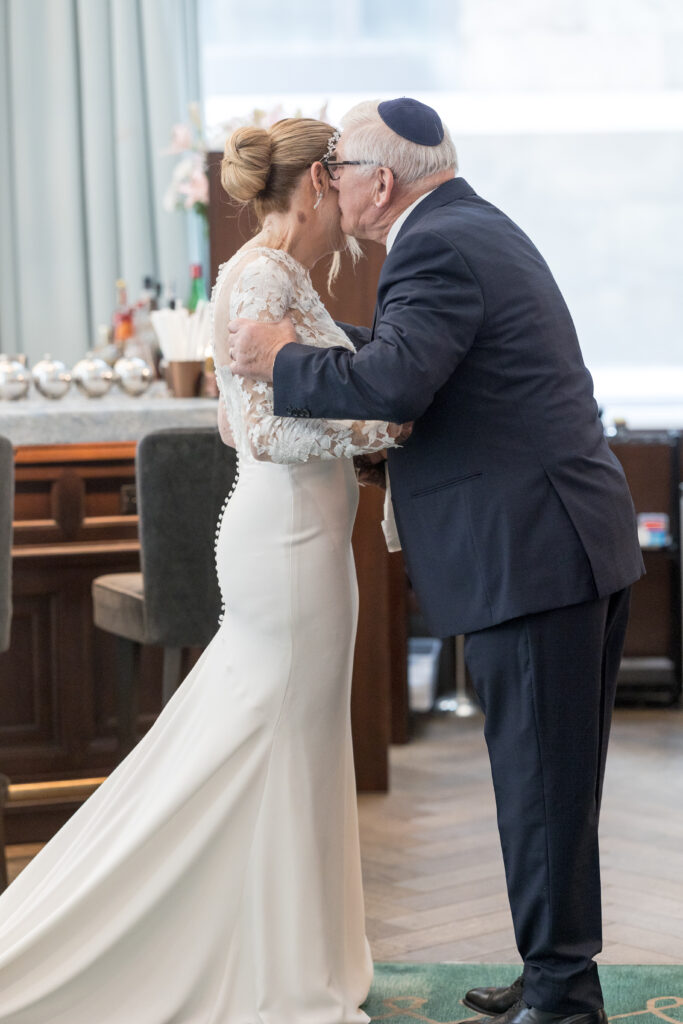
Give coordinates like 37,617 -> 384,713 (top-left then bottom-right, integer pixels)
214,454 -> 241,626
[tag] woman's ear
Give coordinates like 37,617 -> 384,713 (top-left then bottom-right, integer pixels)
310,161 -> 325,194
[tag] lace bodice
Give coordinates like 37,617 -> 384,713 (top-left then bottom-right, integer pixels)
210,247 -> 399,464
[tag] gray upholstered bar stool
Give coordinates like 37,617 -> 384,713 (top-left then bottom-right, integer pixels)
0,435 -> 15,890
92,427 -> 237,756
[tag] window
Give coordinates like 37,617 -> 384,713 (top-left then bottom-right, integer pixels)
200,0 -> 683,417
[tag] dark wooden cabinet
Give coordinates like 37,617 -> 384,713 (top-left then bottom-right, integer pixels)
0,443 -> 166,840
609,430 -> 682,703
6,444 -> 146,768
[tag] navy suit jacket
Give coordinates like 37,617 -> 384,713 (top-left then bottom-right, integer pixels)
273,177 -> 644,636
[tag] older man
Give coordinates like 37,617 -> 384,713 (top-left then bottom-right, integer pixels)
227,98 -> 644,1024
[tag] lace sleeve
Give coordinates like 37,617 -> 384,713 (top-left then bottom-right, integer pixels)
214,253 -> 401,464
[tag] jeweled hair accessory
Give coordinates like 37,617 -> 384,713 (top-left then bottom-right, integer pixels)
323,129 -> 341,162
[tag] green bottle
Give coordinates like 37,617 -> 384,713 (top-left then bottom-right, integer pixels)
187,263 -> 208,312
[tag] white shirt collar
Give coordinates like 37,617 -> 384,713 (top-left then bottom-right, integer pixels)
385,189 -> 436,253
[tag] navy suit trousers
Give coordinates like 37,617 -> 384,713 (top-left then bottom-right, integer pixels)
464,588 -> 631,1013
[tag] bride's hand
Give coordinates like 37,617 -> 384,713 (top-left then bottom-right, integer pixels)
227,317 -> 297,381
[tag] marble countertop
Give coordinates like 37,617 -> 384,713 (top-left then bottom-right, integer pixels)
0,382 -> 218,446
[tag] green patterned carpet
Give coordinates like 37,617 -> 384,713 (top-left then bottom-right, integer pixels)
365,963 -> 683,1024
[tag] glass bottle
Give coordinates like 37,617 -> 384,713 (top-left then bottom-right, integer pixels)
187,263 -> 208,312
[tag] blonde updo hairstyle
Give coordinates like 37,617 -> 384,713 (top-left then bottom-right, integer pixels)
221,117 -> 360,287
221,117 -> 334,222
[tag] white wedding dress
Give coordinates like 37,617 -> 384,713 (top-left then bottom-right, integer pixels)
0,247 -> 398,1023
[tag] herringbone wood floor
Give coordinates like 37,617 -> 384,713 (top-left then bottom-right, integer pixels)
7,707 -> 683,965
357,707 -> 683,964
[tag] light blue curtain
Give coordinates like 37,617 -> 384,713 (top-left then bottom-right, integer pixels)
0,0 -> 202,366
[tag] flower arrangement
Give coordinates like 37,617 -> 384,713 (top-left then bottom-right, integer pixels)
163,102 -> 209,224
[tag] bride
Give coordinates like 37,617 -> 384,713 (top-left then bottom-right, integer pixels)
0,118 -> 405,1023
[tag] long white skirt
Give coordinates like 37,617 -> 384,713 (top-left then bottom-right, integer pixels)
0,457 -> 373,1023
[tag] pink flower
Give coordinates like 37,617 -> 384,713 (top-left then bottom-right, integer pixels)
179,164 -> 209,209
166,123 -> 194,154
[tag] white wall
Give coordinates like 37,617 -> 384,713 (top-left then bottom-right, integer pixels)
456,130 -> 683,370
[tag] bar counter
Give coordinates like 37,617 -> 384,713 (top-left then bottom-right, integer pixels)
0,381 -> 218,447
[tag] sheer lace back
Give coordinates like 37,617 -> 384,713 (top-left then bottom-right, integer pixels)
210,247 -> 398,464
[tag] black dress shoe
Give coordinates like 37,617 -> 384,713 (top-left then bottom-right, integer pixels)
463,975 -> 524,1015
489,1000 -> 607,1024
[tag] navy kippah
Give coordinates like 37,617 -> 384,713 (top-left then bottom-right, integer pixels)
378,97 -> 444,146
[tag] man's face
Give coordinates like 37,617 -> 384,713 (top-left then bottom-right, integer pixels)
328,138 -> 380,241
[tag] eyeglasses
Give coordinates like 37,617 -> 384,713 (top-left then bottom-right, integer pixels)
321,159 -> 383,181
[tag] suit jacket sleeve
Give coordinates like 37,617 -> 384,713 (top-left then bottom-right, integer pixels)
273,231 -> 485,423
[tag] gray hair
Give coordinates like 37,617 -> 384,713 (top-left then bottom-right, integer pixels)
340,100 -> 458,186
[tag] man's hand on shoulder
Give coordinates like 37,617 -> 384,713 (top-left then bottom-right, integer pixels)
227,317 -> 297,382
